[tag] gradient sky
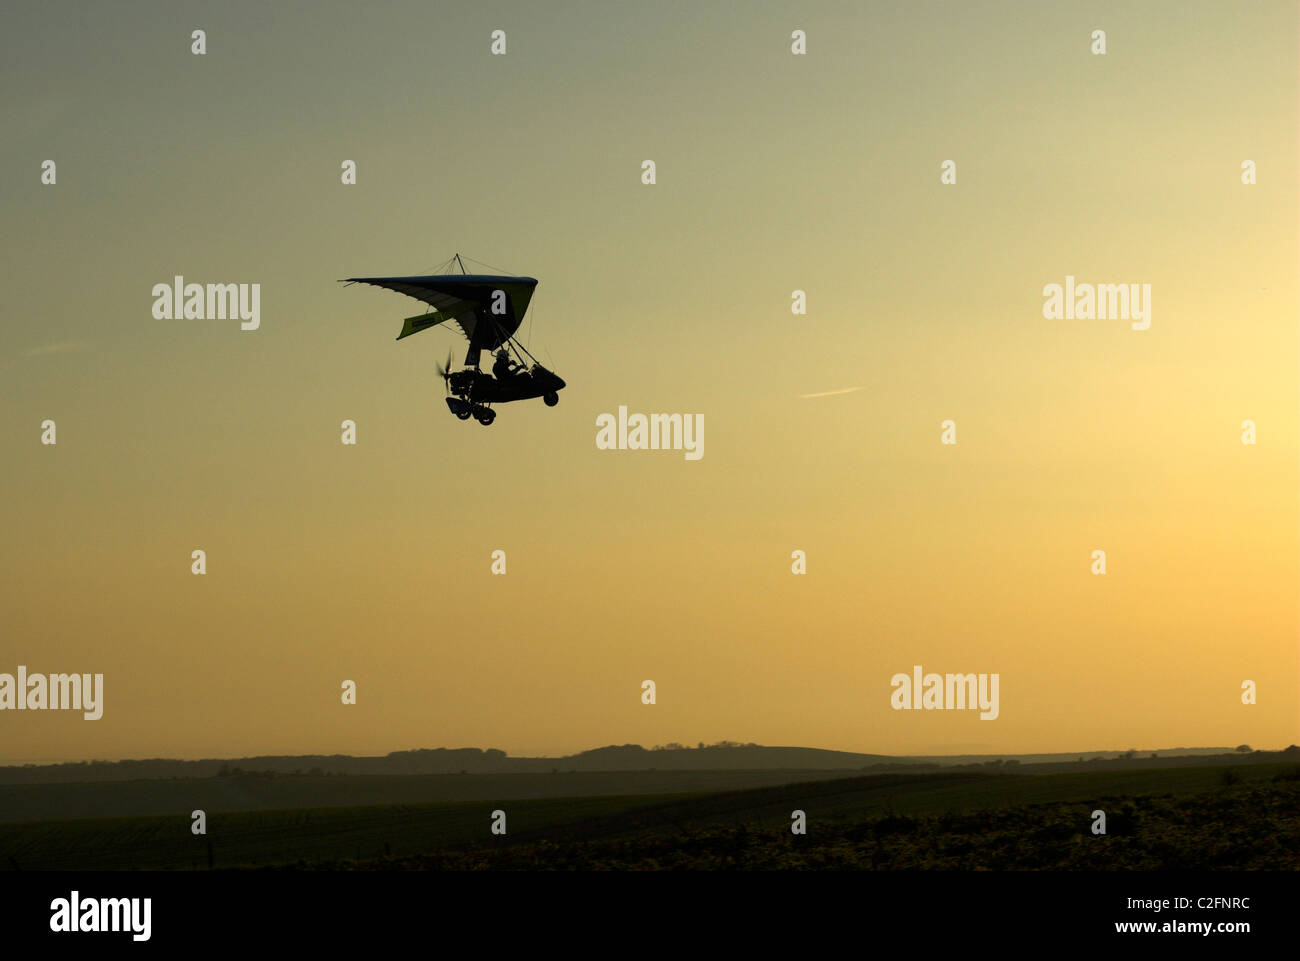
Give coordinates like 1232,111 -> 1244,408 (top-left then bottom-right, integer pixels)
1,0 -> 1296,762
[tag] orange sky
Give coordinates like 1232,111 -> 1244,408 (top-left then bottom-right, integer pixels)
1,0 -> 1296,761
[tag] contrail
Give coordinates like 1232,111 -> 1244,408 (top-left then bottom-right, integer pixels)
799,386 -> 862,399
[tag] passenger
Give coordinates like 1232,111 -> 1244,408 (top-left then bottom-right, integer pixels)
492,349 -> 513,380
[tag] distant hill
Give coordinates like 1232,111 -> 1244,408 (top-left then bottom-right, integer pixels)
0,741 -> 1257,785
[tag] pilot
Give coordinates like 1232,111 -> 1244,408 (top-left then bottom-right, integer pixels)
493,349 -> 513,380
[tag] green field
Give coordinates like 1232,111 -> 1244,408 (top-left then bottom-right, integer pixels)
3,762 -> 1297,870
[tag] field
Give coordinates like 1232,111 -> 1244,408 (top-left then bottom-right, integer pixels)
0,768 -> 873,823
2,761 -> 1297,871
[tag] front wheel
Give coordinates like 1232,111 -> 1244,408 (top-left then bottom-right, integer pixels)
543,392 -> 559,407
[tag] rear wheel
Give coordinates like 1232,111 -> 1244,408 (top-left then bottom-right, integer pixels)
543,392 -> 559,407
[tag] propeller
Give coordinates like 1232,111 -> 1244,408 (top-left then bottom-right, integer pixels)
435,350 -> 454,392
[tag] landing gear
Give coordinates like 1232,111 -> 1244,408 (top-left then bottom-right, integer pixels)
543,392 -> 559,407
447,395 -> 495,424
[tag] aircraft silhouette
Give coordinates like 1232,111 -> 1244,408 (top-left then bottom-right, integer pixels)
342,255 -> 565,425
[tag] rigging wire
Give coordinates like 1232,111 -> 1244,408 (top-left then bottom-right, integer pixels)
484,310 -> 541,369
418,253 -> 518,277
461,254 -> 515,276
461,255 -> 545,367
399,253 -> 554,372
417,254 -> 454,276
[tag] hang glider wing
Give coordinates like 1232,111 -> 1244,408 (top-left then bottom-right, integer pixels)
341,275 -> 538,346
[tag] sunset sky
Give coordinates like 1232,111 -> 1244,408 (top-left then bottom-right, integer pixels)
1,0 -> 1296,762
